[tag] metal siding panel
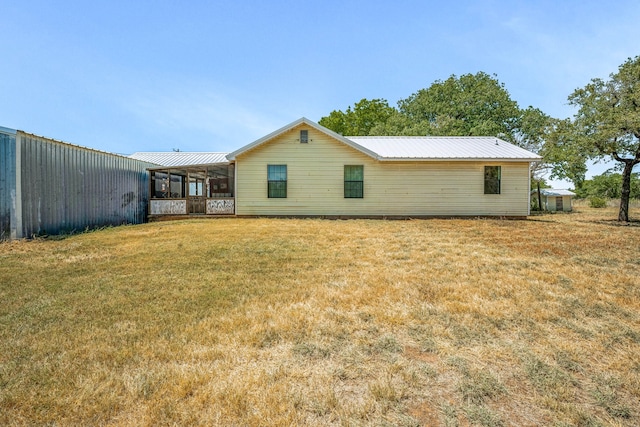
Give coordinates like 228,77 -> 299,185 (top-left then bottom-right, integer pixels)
98,152 -> 108,225
89,150 -> 97,224
18,136 -> 28,237
71,145 -> 82,231
78,149 -> 87,227
34,137 -> 43,236
108,155 -> 115,222
105,154 -> 113,222
52,140 -> 62,233
0,132 -> 17,240
68,147 -> 75,229
47,139 -> 59,234
37,138 -> 47,235
21,136 -> 34,237
19,136 -> 28,237
65,144 -> 73,230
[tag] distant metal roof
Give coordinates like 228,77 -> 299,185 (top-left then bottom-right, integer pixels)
537,189 -> 576,197
129,152 -> 230,167
347,136 -> 542,161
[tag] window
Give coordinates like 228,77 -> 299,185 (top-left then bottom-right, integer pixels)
152,171 -> 186,198
344,165 -> 364,198
484,166 -> 501,194
152,172 -> 169,198
268,165 -> 287,198
300,130 -> 309,143
189,175 -> 204,196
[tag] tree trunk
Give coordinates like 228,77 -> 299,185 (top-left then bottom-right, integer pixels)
537,181 -> 542,211
618,161 -> 634,222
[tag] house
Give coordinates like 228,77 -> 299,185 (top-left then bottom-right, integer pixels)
137,117 -> 541,219
1,126 -> 156,240
1,117 -> 542,239
533,189 -> 576,212
229,118 -> 541,217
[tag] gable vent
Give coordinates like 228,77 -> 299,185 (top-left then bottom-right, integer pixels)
300,130 -> 309,143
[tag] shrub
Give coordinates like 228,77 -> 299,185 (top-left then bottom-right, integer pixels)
589,197 -> 607,208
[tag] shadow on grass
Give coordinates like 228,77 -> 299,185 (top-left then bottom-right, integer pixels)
577,219 -> 640,228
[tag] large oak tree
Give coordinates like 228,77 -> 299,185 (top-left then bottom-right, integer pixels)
319,72 -> 552,195
318,98 -> 396,136
558,56 -> 640,221
542,118 -> 589,191
395,72 -> 522,139
320,72 -> 548,146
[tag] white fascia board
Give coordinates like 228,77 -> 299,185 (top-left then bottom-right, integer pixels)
226,118 -> 307,160
226,117 -> 380,161
147,161 -> 230,171
376,157 -> 542,162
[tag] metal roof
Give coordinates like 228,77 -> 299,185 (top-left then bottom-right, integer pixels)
129,152 -> 230,166
226,117 -> 379,160
227,118 -> 541,162
130,119 -> 542,166
0,126 -> 17,135
346,136 -> 542,161
537,189 -> 576,197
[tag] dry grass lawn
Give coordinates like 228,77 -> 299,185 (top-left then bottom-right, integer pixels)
1,207 -> 639,426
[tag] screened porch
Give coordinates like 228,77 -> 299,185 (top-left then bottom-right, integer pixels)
148,163 -> 235,216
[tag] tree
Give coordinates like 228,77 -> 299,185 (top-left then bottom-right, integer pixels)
318,98 -> 396,136
320,73 -> 529,141
517,106 -> 551,153
542,118 -> 589,191
565,56 -> 640,221
396,72 -> 522,139
578,171 -> 640,199
513,106 -> 555,210
319,73 -> 554,205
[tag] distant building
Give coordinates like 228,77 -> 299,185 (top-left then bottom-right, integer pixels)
532,189 -> 576,212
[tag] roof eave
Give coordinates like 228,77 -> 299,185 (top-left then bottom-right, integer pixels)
147,161 -> 232,171
0,126 -> 17,135
227,117 -> 380,161
377,157 -> 543,162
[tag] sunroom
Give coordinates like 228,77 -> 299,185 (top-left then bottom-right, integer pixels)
128,152 -> 236,217
148,163 -> 235,216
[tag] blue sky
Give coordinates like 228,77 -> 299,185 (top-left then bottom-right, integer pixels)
2,0 -> 639,185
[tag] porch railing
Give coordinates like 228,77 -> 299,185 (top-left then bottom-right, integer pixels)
150,198 -> 234,215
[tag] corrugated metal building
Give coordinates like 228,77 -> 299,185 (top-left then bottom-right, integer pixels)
0,126 -> 157,240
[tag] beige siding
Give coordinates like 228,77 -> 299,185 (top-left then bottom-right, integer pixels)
235,125 -> 531,216
564,196 -> 573,211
